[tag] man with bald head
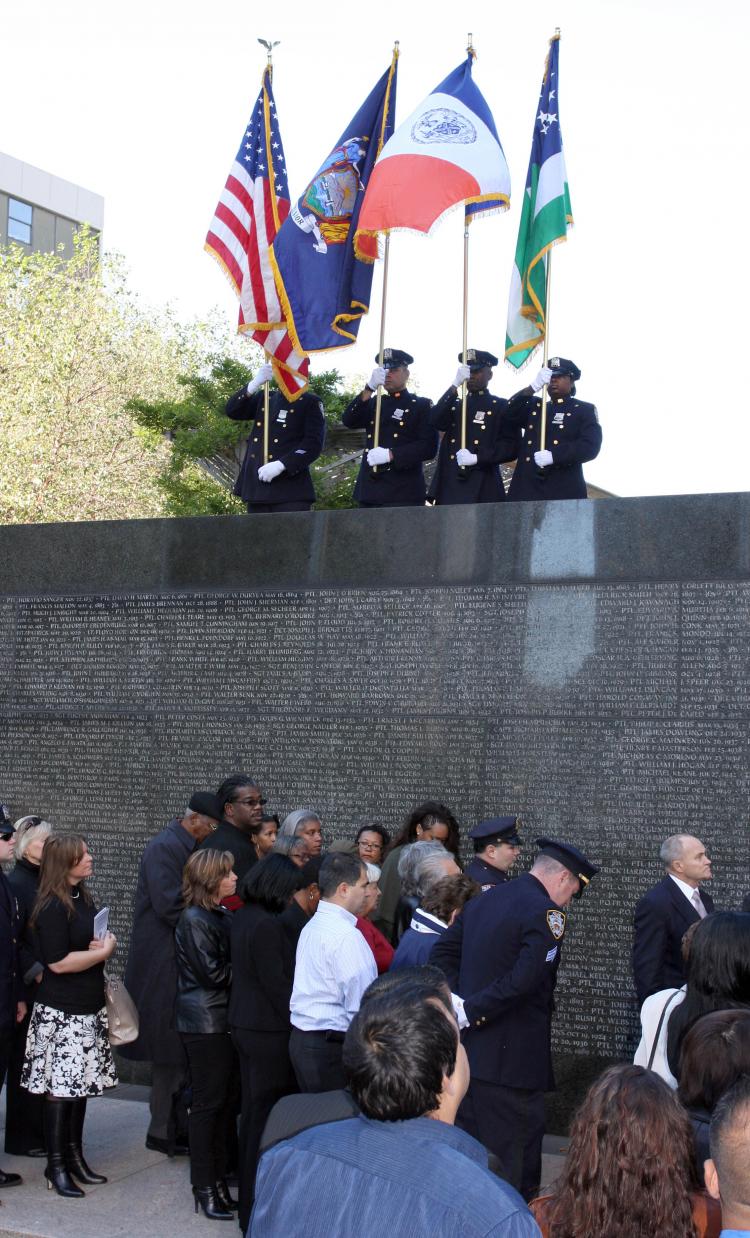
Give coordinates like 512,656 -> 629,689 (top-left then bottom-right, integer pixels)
632,834 -> 714,1006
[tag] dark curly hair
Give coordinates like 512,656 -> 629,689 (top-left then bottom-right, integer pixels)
386,801 -> 460,860
534,1064 -> 699,1238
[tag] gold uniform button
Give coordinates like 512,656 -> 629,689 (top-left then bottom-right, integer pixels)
273,438 -> 279,443
252,438 -> 258,443
553,439 -> 559,445
393,433 -> 399,439
526,456 -> 531,462
450,454 -> 455,460
450,438 -> 456,444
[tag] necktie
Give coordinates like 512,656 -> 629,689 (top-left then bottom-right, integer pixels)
692,890 -> 707,919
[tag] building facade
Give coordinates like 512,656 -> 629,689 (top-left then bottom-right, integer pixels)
0,150 -> 103,258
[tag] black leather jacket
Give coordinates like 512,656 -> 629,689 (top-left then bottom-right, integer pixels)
174,905 -> 232,1034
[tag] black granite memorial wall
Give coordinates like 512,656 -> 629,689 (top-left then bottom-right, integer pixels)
1,494 -> 748,1123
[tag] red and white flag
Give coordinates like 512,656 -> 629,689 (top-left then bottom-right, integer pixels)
205,67 -> 309,399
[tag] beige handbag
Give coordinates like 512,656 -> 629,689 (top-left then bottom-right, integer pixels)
104,973 -> 140,1046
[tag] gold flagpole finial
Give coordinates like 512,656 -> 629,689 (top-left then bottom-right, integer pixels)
393,40 -> 400,59
467,32 -> 476,60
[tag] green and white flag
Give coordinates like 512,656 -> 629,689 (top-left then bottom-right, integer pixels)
505,35 -> 573,369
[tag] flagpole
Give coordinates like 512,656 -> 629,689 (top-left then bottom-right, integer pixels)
539,248 -> 552,460
372,232 -> 391,474
258,36 -> 280,465
459,34 -> 475,479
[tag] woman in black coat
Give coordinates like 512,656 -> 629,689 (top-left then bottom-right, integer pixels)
5,816 -> 53,1157
229,855 -> 304,1233
174,849 -> 236,1222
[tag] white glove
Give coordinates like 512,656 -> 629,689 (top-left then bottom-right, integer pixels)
531,365 -> 553,393
247,363 -> 274,395
367,446 -> 391,466
453,364 -> 471,388
534,449 -> 554,468
367,366 -> 387,391
451,993 -> 469,1030
257,460 -> 285,483
456,448 -> 478,467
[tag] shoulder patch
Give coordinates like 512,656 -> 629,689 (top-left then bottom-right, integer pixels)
547,909 -> 566,940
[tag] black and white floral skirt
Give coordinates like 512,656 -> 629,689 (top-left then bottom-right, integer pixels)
21,1003 -> 118,1098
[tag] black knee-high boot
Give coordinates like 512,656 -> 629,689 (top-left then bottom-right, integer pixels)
66,1098 -> 107,1185
44,1098 -> 84,1198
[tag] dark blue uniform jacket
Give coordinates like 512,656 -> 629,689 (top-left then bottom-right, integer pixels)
431,872 -> 565,1092
341,389 -> 437,506
226,386 -> 325,505
464,856 -> 510,892
429,388 -> 517,504
506,391 -> 601,501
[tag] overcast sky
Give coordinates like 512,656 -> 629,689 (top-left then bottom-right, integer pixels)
2,0 -> 747,498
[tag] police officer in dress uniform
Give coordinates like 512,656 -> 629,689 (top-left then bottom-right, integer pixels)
431,836 -> 599,1203
225,363 -> 326,513
464,817 -> 523,892
341,349 -> 437,507
428,350 -> 519,505
0,808 -> 24,1192
506,357 -> 602,501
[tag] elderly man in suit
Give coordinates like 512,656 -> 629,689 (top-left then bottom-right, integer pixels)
632,834 -> 714,1007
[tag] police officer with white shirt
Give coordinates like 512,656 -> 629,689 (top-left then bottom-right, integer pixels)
225,363 -> 326,513
506,357 -> 601,501
429,350 -> 519,505
341,349 -> 437,507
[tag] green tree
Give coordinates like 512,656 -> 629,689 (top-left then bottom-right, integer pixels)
0,231 -> 200,524
129,360 -> 360,515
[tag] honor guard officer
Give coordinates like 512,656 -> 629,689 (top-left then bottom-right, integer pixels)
431,836 -> 599,1203
341,349 -> 437,507
506,357 -> 602,502
464,817 -> 523,891
225,363 -> 326,513
428,350 -> 519,505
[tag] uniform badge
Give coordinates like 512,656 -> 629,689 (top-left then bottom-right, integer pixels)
467,348 -> 476,362
473,410 -> 485,424
383,347 -> 393,361
546,909 -> 566,940
277,410 -> 288,423
391,409 -> 403,421
549,356 -> 560,368
552,410 -> 564,425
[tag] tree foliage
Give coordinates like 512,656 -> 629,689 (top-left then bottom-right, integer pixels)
0,231 -> 200,524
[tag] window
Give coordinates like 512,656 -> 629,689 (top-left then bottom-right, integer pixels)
8,198 -> 32,245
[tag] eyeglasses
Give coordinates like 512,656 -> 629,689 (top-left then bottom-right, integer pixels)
359,841 -> 382,852
234,796 -> 267,807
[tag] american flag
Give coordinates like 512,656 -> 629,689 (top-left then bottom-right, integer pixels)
205,67 -> 309,399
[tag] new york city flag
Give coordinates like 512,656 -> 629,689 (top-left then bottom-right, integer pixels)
270,52 -> 398,353
505,35 -> 573,369
357,53 -> 510,237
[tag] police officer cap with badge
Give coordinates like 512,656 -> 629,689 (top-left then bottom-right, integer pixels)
341,347 -> 437,507
534,836 -> 599,898
465,816 -> 523,891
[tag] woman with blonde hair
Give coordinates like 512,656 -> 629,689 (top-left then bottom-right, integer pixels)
175,848 -> 236,1221
5,816 -> 53,1158
22,834 -> 117,1199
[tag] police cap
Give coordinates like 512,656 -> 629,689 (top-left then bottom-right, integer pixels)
535,837 -> 599,897
188,791 -> 223,821
547,357 -> 581,381
470,816 -> 522,846
378,348 -> 413,370
458,349 -> 498,371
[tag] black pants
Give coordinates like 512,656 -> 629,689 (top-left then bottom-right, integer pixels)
5,1010 -> 44,1154
148,1059 -> 189,1143
232,1027 -> 298,1231
246,502 -> 312,513
289,1028 -> 346,1093
181,1033 -> 235,1188
458,1079 -> 546,1202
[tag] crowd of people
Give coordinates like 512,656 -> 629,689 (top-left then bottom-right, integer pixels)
226,352 -> 602,514
1,792 -> 749,1237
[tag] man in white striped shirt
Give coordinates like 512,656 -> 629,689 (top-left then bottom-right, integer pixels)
290,853 -> 376,1092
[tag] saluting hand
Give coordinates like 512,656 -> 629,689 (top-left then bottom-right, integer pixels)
453,364 -> 471,388
531,366 -> 553,393
246,362 -> 274,395
367,366 -> 386,392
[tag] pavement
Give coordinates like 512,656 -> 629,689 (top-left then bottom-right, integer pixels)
0,1088 -> 567,1237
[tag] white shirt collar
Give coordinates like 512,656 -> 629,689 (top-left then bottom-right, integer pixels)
318,899 -> 357,927
668,872 -> 700,902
